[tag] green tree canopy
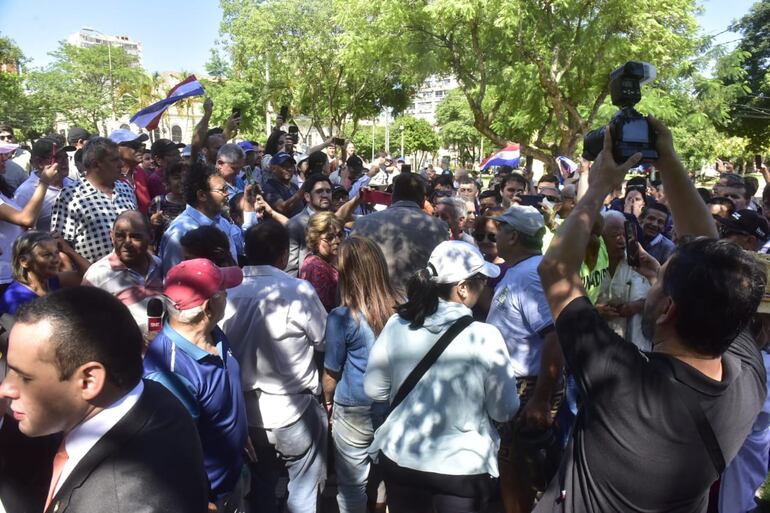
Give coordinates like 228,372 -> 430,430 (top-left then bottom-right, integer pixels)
356,0 -> 701,168
219,0 -> 426,138
720,0 -> 770,152
26,42 -> 144,135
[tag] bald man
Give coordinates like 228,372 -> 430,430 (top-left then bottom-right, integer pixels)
82,210 -> 164,337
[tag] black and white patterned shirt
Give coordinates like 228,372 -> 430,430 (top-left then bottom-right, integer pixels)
51,179 -> 137,262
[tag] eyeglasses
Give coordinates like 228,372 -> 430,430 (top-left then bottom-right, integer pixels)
321,232 -> 342,243
473,232 -> 496,243
210,187 -> 229,195
0,134 -> 13,141
544,195 -> 561,203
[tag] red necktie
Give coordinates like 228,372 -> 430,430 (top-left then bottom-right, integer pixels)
44,441 -> 69,512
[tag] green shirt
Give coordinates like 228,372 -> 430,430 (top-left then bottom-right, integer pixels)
580,237 -> 610,304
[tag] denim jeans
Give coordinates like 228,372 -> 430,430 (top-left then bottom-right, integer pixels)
250,401 -> 328,513
331,404 -> 384,513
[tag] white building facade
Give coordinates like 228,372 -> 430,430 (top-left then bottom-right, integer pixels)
67,27 -> 143,67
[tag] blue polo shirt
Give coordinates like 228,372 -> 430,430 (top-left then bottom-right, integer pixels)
143,323 -> 247,502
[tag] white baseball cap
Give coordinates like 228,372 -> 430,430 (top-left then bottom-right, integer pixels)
108,128 -> 149,147
427,240 -> 500,284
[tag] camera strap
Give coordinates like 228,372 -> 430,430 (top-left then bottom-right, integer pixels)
387,315 -> 474,416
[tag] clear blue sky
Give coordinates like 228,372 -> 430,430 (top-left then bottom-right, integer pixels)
0,0 -> 759,74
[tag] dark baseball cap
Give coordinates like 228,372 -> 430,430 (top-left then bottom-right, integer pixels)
31,137 -> 75,158
67,127 -> 91,144
151,139 -> 185,157
271,151 -> 296,167
718,209 -> 770,241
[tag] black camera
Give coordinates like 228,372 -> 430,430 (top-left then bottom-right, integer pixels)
583,61 -> 658,163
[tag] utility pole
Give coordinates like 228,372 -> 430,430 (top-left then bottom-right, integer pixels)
400,124 -> 404,159
384,109 -> 390,154
265,60 -> 272,136
371,119 -> 375,162
108,40 -> 116,121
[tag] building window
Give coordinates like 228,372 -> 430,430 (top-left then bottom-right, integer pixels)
171,125 -> 182,143
153,128 -> 161,141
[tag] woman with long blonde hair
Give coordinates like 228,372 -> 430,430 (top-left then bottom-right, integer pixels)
322,235 -> 400,513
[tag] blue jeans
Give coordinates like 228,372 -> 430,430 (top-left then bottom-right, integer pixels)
331,404 -> 384,513
250,401 -> 328,513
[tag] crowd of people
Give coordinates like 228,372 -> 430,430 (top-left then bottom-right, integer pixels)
0,103 -> 768,513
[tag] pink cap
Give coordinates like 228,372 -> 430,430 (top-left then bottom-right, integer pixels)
164,258 -> 243,310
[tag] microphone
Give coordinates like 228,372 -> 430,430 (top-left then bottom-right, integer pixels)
147,298 -> 164,333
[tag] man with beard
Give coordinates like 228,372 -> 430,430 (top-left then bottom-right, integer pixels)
285,174 -> 333,277
159,163 -> 253,276
536,119 -> 767,513
639,203 -> 675,264
108,129 -> 152,214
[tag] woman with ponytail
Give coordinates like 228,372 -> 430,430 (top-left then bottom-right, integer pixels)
363,240 -> 519,513
322,236 -> 400,513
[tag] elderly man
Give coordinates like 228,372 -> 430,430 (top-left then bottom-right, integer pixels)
486,204 -> 565,513
352,173 -> 448,293
14,137 -> 76,231
51,137 -> 137,263
159,162 -> 255,275
144,258 -> 247,510
435,196 -> 476,244
0,287 -> 208,512
82,210 -> 163,336
216,143 -> 246,199
222,221 -> 328,513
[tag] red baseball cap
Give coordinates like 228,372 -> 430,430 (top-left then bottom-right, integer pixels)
164,258 -> 243,310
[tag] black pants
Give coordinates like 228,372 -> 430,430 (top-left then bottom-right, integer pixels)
380,453 -> 492,513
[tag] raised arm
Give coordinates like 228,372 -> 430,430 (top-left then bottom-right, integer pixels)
648,116 -> 717,239
190,97 -> 213,164
538,128 -> 641,321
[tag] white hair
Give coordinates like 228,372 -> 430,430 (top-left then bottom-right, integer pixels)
166,301 -> 206,324
601,209 -> 627,226
437,196 -> 467,220
217,143 -> 245,163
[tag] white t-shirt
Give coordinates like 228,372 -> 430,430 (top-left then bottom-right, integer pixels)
486,254 -> 554,377
596,258 -> 651,351
0,195 -> 25,284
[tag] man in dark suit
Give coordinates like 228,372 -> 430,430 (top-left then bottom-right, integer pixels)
0,287 -> 208,513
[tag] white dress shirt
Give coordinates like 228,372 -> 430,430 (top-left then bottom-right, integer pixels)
55,380 -> 144,495
221,265 -> 327,429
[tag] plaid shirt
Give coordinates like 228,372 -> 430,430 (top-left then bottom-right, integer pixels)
51,178 -> 137,262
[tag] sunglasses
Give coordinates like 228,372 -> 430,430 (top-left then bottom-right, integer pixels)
473,232 -> 496,243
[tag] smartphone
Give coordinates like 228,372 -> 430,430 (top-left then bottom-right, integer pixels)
361,189 -> 392,206
333,137 -> 345,146
624,221 -> 640,267
288,125 -> 299,144
49,143 -> 58,166
279,105 -> 289,120
517,194 -> 545,207
232,107 -> 241,118
755,154 -> 763,170
401,164 -> 412,174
